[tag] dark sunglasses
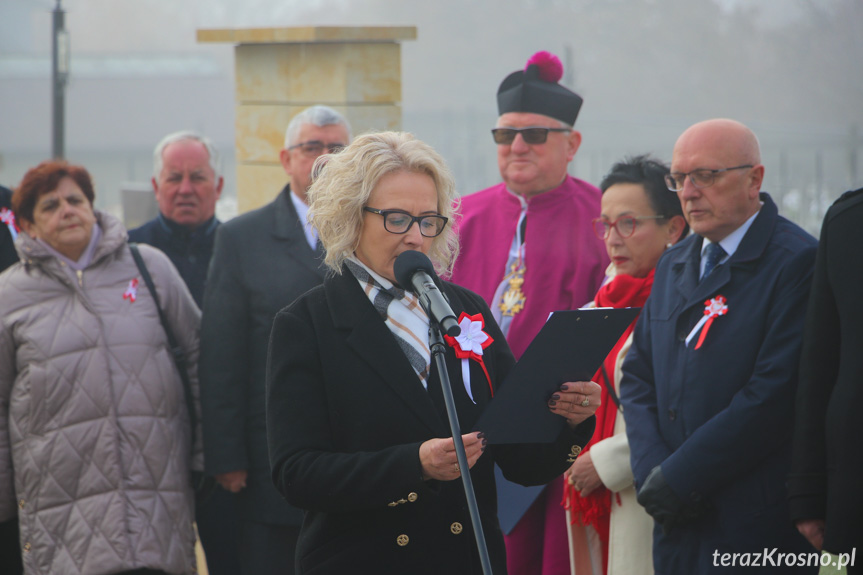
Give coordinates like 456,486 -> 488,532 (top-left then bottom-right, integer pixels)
491,126 -> 571,145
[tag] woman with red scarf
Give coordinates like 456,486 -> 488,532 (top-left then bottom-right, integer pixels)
562,156 -> 687,575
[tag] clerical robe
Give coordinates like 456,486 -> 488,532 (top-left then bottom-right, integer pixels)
452,175 -> 608,360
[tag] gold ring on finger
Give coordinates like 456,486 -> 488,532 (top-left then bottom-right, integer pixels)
581,398 -> 590,407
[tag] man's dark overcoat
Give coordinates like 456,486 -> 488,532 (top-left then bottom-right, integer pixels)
789,188 -> 863,555
621,194 -> 818,573
200,185 -> 324,525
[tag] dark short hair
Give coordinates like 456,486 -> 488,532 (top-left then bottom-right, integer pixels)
600,154 -> 689,237
12,160 -> 95,225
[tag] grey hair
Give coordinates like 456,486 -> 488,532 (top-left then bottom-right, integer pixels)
307,131 -> 460,276
284,105 -> 353,148
153,130 -> 221,179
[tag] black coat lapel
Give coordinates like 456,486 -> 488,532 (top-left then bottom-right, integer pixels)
325,270 -> 447,436
272,186 -> 327,279
678,194 -> 778,310
672,236 -> 703,306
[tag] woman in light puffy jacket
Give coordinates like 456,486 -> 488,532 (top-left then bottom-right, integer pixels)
0,160 -> 202,575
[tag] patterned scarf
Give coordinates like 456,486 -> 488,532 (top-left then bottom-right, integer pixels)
345,257 -> 431,387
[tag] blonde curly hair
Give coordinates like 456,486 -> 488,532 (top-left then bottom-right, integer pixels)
307,131 -> 460,276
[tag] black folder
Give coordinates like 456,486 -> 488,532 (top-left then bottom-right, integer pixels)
474,307 -> 640,444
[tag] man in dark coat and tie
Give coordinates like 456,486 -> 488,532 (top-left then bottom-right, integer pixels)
620,119 -> 819,573
199,105 -> 351,574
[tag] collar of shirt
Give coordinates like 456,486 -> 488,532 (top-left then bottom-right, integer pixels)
290,189 -> 318,250
700,203 -> 762,276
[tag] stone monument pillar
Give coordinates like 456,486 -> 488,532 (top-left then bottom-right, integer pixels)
197,26 -> 417,213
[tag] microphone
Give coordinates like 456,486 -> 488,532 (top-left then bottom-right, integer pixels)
394,250 -> 461,337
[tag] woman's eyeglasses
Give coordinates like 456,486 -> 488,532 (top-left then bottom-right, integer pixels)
363,207 -> 448,238
592,215 -> 666,240
491,126 -> 571,145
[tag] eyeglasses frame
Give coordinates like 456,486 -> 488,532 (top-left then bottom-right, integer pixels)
592,215 -> 667,240
363,207 -> 449,238
665,164 -> 754,192
287,140 -> 346,156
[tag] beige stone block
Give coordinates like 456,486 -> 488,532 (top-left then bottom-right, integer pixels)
235,43 -> 401,105
236,163 -> 288,214
235,104 -> 403,163
235,105 -> 301,164
198,26 -> 417,44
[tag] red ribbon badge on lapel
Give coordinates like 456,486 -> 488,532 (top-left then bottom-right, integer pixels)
444,312 -> 494,403
685,295 -> 728,349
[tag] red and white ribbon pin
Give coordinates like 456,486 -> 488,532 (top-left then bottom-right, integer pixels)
0,207 -> 18,241
685,295 -> 728,349
444,312 -> 494,404
123,278 -> 139,303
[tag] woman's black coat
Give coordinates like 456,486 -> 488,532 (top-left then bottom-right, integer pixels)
266,268 -> 594,574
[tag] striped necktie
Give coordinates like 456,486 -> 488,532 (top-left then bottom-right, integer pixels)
701,242 -> 727,281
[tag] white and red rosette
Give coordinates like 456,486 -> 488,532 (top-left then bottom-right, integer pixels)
444,312 -> 494,404
123,278 -> 139,303
685,295 -> 728,349
0,207 -> 18,240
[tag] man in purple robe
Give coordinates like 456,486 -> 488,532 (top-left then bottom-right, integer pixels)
450,51 -> 608,575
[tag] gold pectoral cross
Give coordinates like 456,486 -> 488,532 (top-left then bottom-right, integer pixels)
499,262 -> 526,317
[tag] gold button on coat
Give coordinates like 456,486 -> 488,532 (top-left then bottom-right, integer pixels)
397,534 -> 409,547
567,445 -> 582,462
407,492 -> 418,502
450,522 -> 463,534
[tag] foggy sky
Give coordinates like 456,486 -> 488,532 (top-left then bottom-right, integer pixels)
1,0 -> 860,232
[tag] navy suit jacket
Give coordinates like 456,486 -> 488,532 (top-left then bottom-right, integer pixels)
621,194 -> 818,573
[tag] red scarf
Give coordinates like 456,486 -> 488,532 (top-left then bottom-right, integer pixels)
562,268 -> 654,571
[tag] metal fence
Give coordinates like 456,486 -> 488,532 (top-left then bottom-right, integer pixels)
1,115 -> 859,236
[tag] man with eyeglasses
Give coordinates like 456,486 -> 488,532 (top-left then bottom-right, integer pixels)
620,119 -> 818,573
199,105 -> 351,574
450,51 -> 608,575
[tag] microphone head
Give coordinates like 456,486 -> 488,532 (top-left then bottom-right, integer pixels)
394,250 -> 435,290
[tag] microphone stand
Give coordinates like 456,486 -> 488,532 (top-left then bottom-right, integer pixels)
428,322 -> 494,575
